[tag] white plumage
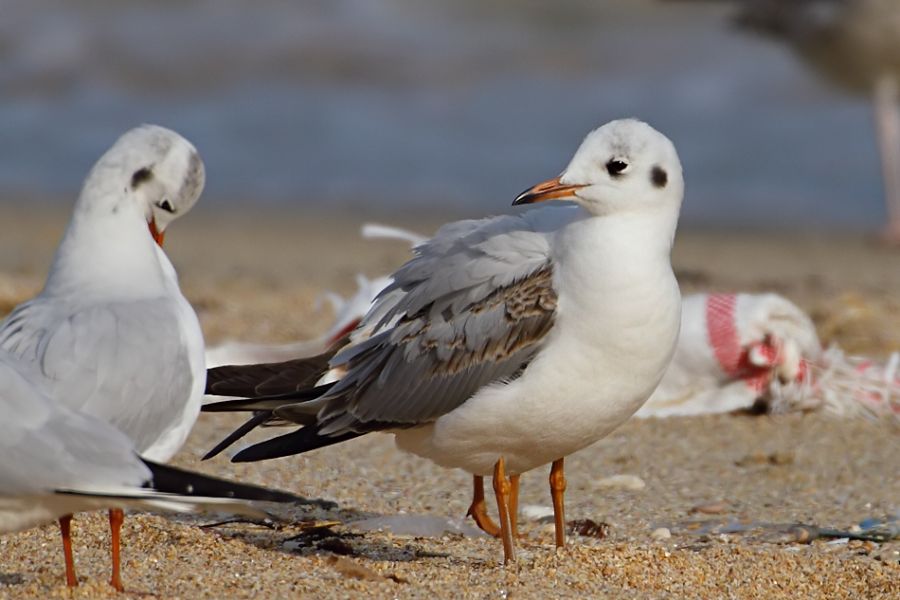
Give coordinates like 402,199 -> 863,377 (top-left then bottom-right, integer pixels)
0,124 -> 206,462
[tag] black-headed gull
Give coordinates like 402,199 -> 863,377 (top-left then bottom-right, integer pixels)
203,119 -> 685,563
0,125 -> 207,589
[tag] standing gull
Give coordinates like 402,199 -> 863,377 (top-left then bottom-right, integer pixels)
0,125 -> 208,590
203,119 -> 684,563
0,359 -> 304,588
679,0 -> 900,241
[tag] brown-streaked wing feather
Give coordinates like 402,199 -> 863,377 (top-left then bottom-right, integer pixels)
279,265 -> 557,434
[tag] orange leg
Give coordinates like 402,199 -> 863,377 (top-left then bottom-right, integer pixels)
467,475 -> 501,536
468,474 -> 522,539
109,509 -> 125,592
492,457 -> 516,564
549,458 -> 567,548
509,474 -> 520,535
58,514 -> 78,587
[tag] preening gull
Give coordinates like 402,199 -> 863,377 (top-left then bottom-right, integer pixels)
203,118 -> 685,563
0,125 -> 208,589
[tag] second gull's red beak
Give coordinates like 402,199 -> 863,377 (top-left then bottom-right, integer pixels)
148,218 -> 165,247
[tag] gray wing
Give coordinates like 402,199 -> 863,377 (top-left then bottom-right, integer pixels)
277,207 -> 580,436
0,297 -> 194,454
0,361 -> 149,495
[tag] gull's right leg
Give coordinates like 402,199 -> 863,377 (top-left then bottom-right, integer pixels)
492,457 -> 516,564
549,458 -> 567,548
58,514 -> 78,587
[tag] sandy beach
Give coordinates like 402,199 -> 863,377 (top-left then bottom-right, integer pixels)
0,208 -> 898,598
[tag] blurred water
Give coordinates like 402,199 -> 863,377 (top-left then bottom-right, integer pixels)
0,0 -> 886,228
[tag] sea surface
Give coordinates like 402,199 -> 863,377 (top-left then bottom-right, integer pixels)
0,0 -> 888,228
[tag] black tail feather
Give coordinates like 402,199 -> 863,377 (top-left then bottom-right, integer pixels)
142,459 -> 334,507
202,411 -> 272,461
205,342 -> 344,397
201,383 -> 336,413
232,426 -> 361,463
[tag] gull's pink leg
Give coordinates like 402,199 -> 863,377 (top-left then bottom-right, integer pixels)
873,75 -> 900,244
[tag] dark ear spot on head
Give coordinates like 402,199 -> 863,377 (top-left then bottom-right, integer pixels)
651,166 -> 668,189
130,167 -> 153,190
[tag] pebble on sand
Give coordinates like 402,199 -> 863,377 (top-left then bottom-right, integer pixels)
595,474 -> 647,491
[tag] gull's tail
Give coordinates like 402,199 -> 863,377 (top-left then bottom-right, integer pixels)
141,459 -> 328,505
205,346 -> 338,398
55,458 -> 336,517
230,425 -> 361,463
202,345 -> 340,460
200,383 -> 334,460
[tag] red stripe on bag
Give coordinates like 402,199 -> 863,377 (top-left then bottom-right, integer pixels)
706,293 -> 742,377
705,293 -> 771,392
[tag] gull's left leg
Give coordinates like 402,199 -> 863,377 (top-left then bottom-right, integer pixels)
108,509 -> 125,592
549,458 -> 567,547
467,475 -> 501,536
468,474 -> 521,539
492,457 -> 516,564
58,514 -> 78,587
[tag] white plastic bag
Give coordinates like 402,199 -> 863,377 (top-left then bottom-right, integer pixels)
637,292 -> 820,417
639,292 -> 899,420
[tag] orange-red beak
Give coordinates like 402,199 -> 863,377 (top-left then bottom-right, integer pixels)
512,176 -> 585,206
148,217 -> 165,247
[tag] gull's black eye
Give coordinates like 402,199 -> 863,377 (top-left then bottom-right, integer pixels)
156,199 -> 174,213
606,159 -> 628,177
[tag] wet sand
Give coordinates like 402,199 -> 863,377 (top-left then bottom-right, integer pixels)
0,208 -> 898,598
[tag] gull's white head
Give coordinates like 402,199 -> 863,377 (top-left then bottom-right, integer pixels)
78,125 -> 205,246
514,119 -> 683,218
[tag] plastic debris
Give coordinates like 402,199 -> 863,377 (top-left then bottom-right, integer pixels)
521,505 -> 555,522
349,514 -> 487,538
638,293 -> 900,420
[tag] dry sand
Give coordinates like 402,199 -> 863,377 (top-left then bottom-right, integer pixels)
0,207 -> 898,599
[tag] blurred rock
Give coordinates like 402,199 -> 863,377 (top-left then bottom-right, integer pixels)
595,474 -> 646,491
